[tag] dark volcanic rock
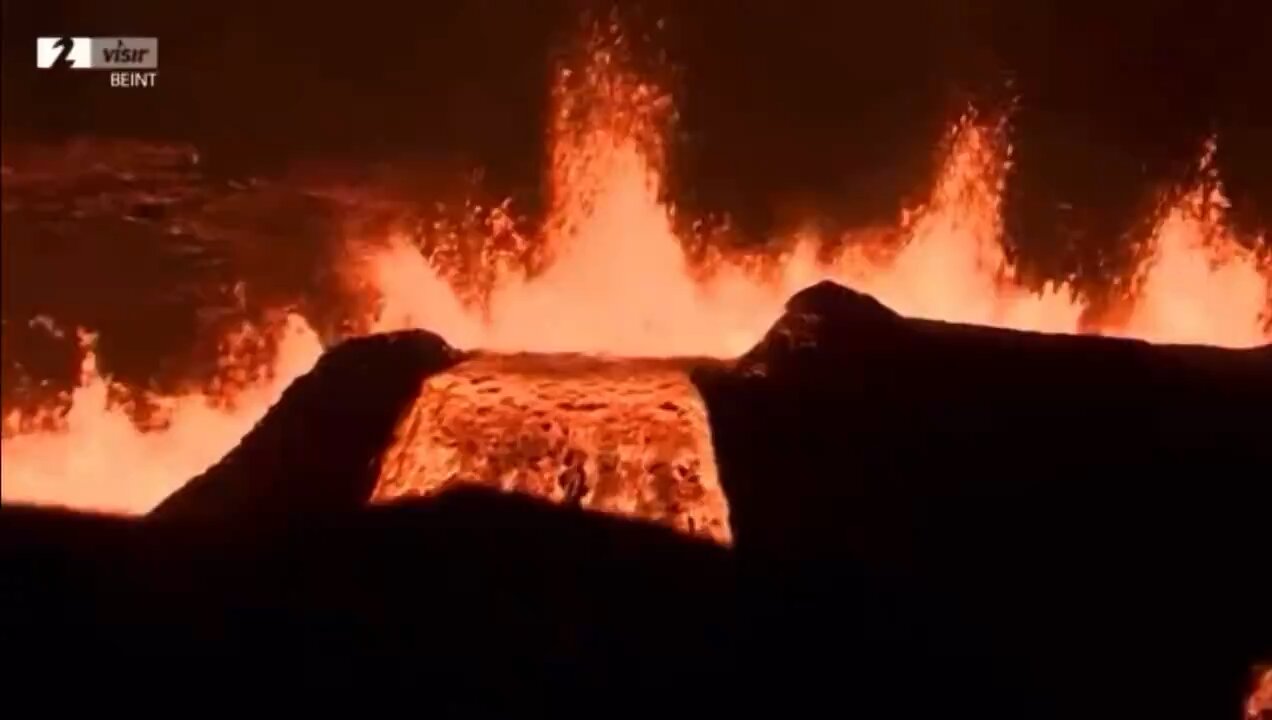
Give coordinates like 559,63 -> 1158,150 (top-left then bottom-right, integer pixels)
4,490 -> 758,714
1,488 -> 1009,716
693,280 -> 1272,720
704,280 -> 1272,553
149,329 -> 465,524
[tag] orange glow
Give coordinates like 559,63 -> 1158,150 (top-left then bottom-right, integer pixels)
1250,666 -> 1272,720
2,20 -> 1269,515
373,353 -> 731,544
365,24 -> 796,357
829,112 -> 1086,334
1120,140 -> 1271,347
1,315 -> 323,513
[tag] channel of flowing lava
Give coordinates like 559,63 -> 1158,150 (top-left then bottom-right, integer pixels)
2,22 -> 1269,514
371,353 -> 732,544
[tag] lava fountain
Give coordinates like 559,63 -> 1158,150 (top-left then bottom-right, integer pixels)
1121,139 -> 1272,347
2,19 -> 1269,519
1,315 -> 323,514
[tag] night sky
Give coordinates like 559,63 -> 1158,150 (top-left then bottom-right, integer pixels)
3,0 -> 1272,275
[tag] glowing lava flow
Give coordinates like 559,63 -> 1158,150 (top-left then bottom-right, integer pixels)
372,353 -> 731,544
1250,667 -> 1272,720
1,316 -> 323,514
2,20 -> 1270,516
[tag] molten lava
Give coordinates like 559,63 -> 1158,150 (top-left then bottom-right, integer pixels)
2,18 -> 1270,518
372,353 -> 730,544
1122,140 -> 1271,347
0,315 -> 322,513
1251,666 -> 1272,720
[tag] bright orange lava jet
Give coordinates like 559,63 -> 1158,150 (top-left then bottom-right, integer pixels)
2,19 -> 1268,518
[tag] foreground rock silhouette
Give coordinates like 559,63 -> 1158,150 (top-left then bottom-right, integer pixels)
4,281 -> 1269,717
694,281 -> 1272,719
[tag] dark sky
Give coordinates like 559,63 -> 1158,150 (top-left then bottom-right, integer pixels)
3,0 -> 1271,273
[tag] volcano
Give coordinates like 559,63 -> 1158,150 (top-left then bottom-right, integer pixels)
4,6 -> 1272,714
5,280 -> 1271,717
150,279 -> 1271,543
